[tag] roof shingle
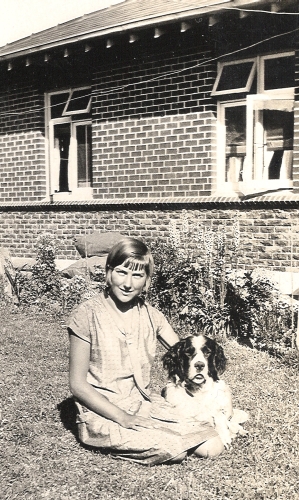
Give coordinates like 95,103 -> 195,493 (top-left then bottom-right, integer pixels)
0,0 -> 262,60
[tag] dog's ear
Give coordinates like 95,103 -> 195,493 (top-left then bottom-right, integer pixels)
206,337 -> 227,380
162,341 -> 182,382
213,342 -> 227,376
162,338 -> 191,382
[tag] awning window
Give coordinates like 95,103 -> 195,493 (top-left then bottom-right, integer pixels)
63,88 -> 91,115
212,59 -> 256,96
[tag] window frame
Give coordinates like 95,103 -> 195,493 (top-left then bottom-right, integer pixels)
259,51 -> 295,95
215,52 -> 295,196
217,100 -> 247,193
211,58 -> 257,96
71,120 -> 93,189
45,88 -> 93,201
62,87 -> 92,116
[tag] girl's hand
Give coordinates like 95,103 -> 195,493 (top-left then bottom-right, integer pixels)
118,413 -> 157,431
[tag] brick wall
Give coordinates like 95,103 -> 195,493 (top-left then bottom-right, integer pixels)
92,113 -> 216,199
0,45 -> 217,203
0,82 -> 46,202
0,21 -> 298,273
293,45 -> 299,190
0,36 -> 298,203
92,49 -> 217,199
1,203 -> 299,272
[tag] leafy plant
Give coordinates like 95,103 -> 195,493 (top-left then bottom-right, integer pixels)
149,213 -> 297,356
148,213 -> 240,339
60,268 -> 106,312
8,234 -> 107,313
13,233 -> 62,307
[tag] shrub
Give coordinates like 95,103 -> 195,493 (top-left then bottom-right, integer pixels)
12,234 -> 62,307
226,269 -> 275,338
11,234 -> 106,313
61,275 -> 93,311
148,212 -> 297,355
148,214 -> 239,339
4,224 -> 298,361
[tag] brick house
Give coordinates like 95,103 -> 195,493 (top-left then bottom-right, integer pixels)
0,0 -> 299,272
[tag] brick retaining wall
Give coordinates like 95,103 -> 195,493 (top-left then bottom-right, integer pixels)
0,201 -> 299,272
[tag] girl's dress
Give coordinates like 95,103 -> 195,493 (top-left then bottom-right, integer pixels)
67,292 -> 218,465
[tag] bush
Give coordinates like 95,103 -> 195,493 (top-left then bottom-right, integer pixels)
148,212 -> 298,356
148,214 -> 239,339
10,234 -> 106,314
4,225 -> 298,361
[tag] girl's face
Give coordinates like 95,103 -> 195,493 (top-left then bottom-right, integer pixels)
109,264 -> 147,304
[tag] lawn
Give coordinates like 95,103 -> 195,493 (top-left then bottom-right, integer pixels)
1,303 -> 299,500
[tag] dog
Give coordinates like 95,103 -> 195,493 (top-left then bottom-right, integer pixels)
162,335 -> 248,448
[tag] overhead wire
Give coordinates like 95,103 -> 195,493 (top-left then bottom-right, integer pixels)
93,25 -> 299,97
222,6 -> 299,15
0,12 -> 298,119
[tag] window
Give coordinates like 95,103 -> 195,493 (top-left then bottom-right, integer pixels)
215,52 -> 295,196
63,88 -> 92,115
262,54 -> 295,91
212,59 -> 256,95
46,87 -> 92,200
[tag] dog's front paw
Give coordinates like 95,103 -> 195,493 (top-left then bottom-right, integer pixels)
228,420 -> 248,438
220,432 -> 232,449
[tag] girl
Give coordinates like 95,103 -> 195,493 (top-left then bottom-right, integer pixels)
68,237 -> 224,465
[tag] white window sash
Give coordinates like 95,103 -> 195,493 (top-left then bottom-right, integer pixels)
212,58 -> 256,96
62,87 -> 91,116
217,95 -> 294,196
246,94 -> 294,186
259,51 -> 295,94
49,117 -> 71,194
48,117 -> 92,197
70,120 -> 92,191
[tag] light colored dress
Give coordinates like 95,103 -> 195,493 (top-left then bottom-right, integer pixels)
67,292 -> 218,465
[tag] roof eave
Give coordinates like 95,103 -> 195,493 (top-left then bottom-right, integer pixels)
0,1 -> 233,61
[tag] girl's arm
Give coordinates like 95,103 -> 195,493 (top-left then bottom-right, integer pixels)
158,322 -> 180,350
69,332 -> 155,430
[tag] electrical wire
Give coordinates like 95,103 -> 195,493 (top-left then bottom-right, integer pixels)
0,24 -> 298,119
222,6 -> 299,15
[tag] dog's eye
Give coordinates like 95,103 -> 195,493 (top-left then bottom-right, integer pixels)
202,346 -> 211,357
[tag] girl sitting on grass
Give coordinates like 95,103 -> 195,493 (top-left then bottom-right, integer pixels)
68,237 -> 224,465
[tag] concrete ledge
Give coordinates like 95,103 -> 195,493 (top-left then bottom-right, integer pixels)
0,190 -> 299,210
260,270 -> 299,296
11,257 -> 77,271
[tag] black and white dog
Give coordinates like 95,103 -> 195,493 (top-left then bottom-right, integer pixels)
162,335 -> 248,448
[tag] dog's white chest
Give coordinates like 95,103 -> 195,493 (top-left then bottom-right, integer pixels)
164,379 -> 228,421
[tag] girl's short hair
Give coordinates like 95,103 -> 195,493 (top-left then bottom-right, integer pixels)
105,237 -> 154,289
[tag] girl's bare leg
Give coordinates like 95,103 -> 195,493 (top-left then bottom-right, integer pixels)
193,436 -> 224,458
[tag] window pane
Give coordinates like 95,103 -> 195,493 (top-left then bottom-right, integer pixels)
50,93 -> 69,119
263,109 -> 293,180
53,123 -> 71,192
77,125 -> 92,187
225,106 -> 246,182
65,88 -> 91,114
216,62 -> 254,92
264,56 -> 294,90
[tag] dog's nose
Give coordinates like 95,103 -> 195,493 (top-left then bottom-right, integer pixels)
194,361 -> 205,372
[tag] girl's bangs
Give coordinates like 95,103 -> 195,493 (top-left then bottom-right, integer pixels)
122,256 -> 147,272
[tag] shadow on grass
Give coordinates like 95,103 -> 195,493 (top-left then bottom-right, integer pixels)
57,397 -> 78,438
57,397 -> 111,455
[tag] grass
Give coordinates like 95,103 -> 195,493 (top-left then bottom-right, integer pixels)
1,303 -> 299,500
